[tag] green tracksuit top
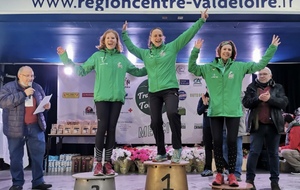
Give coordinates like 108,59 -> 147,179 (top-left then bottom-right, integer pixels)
188,44 -> 278,117
59,48 -> 147,103
122,18 -> 206,93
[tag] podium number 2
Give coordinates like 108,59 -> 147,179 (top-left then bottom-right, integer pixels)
161,173 -> 174,190
91,185 -> 99,190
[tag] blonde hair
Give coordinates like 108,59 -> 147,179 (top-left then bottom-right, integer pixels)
96,29 -> 123,52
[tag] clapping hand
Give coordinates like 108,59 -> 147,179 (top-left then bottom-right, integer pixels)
259,91 -> 270,102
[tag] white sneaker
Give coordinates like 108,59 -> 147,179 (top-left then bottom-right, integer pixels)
291,171 -> 300,175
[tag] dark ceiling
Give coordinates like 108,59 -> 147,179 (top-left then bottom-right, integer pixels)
0,14 -> 300,65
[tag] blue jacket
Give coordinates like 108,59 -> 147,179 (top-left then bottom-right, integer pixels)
0,80 -> 47,138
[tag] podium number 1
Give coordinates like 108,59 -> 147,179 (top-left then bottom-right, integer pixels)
161,173 -> 174,190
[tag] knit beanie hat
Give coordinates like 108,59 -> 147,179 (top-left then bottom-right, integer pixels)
215,40 -> 237,60
284,114 -> 294,123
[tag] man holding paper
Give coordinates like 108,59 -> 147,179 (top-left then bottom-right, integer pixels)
0,66 -> 52,190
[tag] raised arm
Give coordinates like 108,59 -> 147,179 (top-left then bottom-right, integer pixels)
122,21 -> 145,60
169,9 -> 208,52
188,39 -> 205,77
57,46 -> 95,76
243,35 -> 281,74
124,56 -> 147,77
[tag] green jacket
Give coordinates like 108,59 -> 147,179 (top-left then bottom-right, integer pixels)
188,44 -> 277,117
59,48 -> 147,103
122,18 -> 206,93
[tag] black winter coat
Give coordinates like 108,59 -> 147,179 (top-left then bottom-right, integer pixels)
242,80 -> 288,134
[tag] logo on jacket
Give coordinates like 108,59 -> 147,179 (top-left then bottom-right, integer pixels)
228,71 -> 234,79
100,57 -> 108,65
211,74 -> 218,79
117,62 -> 122,68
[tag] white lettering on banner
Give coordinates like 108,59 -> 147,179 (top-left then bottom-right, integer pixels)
0,0 -> 298,14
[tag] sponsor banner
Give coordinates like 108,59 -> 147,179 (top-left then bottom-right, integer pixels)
57,64 -> 251,144
0,0 -> 298,14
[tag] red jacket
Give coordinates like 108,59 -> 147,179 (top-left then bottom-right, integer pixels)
281,125 -> 300,152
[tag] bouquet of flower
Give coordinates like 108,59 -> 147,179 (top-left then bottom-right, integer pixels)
111,147 -> 132,162
193,147 -> 205,162
129,147 -> 151,163
180,147 -> 194,161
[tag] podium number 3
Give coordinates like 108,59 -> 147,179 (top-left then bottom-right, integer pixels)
161,173 -> 174,190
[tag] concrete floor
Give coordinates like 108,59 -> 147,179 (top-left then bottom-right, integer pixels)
0,169 -> 299,190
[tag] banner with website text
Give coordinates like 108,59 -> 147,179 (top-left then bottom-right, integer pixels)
0,0 -> 298,14
57,64 -> 252,144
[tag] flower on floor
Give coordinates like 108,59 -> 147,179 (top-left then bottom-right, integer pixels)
129,148 -> 151,163
180,147 -> 194,161
166,145 -> 174,157
111,148 -> 132,162
193,147 -> 205,162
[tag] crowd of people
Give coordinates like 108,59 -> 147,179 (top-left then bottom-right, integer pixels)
1,8 -> 300,190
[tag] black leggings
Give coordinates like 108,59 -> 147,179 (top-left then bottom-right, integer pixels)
95,101 -> 122,162
149,88 -> 182,155
202,115 -> 213,170
210,117 -> 240,174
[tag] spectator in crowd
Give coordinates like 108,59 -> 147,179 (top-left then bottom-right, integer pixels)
0,66 -> 52,190
197,87 -> 213,177
57,29 -> 147,176
279,114 -> 300,175
243,67 -> 288,190
122,9 -> 209,163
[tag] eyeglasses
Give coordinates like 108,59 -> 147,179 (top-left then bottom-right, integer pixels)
258,73 -> 269,76
21,74 -> 36,79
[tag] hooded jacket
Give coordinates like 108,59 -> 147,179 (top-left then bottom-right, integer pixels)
122,18 -> 206,93
0,80 -> 47,138
59,48 -> 147,103
188,44 -> 277,117
242,80 -> 288,134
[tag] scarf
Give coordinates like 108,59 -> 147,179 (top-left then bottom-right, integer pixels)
255,78 -> 275,89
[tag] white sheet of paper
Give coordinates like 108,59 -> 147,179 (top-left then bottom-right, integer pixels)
25,97 -> 33,107
33,94 -> 52,115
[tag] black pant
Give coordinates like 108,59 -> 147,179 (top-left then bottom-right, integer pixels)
149,88 -> 182,155
95,101 -> 122,161
210,117 -> 240,173
202,114 -> 213,170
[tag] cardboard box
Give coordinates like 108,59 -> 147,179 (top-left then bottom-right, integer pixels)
81,125 -> 91,134
81,156 -> 94,172
63,125 -> 72,134
50,124 -> 57,134
72,125 -> 82,134
90,125 -> 97,134
71,156 -> 82,173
